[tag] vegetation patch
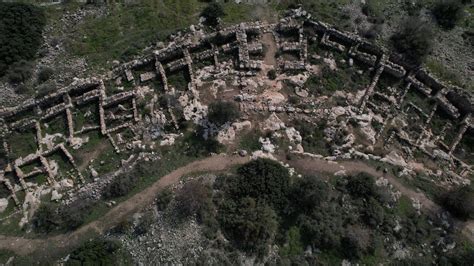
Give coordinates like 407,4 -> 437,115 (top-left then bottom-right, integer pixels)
0,2 -> 46,77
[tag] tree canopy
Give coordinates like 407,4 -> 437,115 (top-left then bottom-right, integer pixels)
207,101 -> 240,127
391,16 -> 433,66
218,197 -> 277,254
443,185 -> 474,220
201,3 -> 225,27
432,0 -> 464,29
0,3 -> 46,76
226,158 -> 291,210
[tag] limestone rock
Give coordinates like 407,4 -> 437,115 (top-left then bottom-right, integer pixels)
51,190 -> 62,201
0,198 -> 8,213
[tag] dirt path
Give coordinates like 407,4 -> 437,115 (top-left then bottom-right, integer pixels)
0,154 -> 250,257
262,33 -> 277,67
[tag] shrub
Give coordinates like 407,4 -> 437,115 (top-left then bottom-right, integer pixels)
32,203 -> 60,234
361,0 -> 384,24
156,188 -> 173,211
201,3 -> 225,27
218,197 -> 277,254
37,67 -> 54,83
58,199 -> 94,231
175,180 -> 212,219
103,173 -> 137,199
340,228 -> 371,259
346,173 -> 377,199
33,199 -> 94,233
267,69 -> 277,80
227,158 -> 291,211
36,82 -> 57,97
66,239 -> 126,266
207,101 -> 240,126
288,175 -> 328,214
391,16 -> 433,66
443,185 -> 474,220
6,60 -> 33,84
134,212 -> 154,236
432,0 -> 464,29
0,3 -> 46,76
184,126 -> 223,156
297,207 -> 345,249
15,84 -> 32,95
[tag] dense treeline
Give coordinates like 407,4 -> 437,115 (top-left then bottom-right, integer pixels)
0,3 -> 46,77
171,158 -> 474,264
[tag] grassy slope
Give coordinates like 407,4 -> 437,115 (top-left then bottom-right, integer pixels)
67,0 -> 257,70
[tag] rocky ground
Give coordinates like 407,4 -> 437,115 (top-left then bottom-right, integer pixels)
0,5 -> 106,107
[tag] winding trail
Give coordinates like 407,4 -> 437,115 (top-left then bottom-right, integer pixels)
0,154 -> 250,258
0,154 -> 472,258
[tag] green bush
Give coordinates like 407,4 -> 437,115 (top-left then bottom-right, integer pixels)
175,180 -> 212,219
5,60 -> 33,84
33,200 -> 95,233
293,120 -> 330,156
432,0 -> 464,29
346,173 -> 377,199
66,239 -> 128,266
37,67 -> 54,83
297,206 -> 345,249
0,3 -> 46,76
32,203 -> 60,234
361,0 -> 384,24
184,127 -> 223,157
288,175 -> 328,214
267,69 -> 277,80
201,2 -> 225,27
156,188 -> 173,211
391,16 -> 433,66
443,185 -> 474,220
15,84 -> 33,95
218,197 -> 277,254
103,173 -> 138,199
225,158 -> 291,211
208,101 -> 240,126
36,81 -> 57,97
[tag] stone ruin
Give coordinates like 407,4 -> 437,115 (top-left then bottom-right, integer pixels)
0,8 -> 472,214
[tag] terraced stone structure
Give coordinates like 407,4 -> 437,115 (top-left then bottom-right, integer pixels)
0,8 -> 472,212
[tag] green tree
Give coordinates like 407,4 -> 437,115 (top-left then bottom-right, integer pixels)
201,3 -> 225,27
37,67 -> 54,83
103,173 -> 137,199
66,239 -> 128,266
156,188 -> 173,211
297,205 -> 345,249
391,16 -> 433,65
288,175 -> 328,214
6,60 -> 33,84
432,0 -> 464,29
346,173 -> 377,199
226,158 -> 291,211
218,197 -> 277,254
32,203 -> 60,233
280,226 -> 304,258
175,180 -> 212,219
443,185 -> 474,220
0,3 -> 46,76
207,101 -> 240,126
